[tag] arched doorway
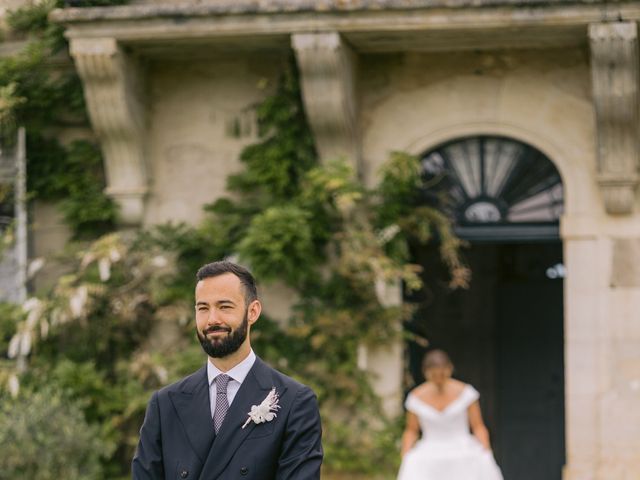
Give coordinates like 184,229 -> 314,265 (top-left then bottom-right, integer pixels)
405,136 -> 566,480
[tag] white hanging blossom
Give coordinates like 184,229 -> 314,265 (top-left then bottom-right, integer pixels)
40,317 -> 49,339
24,298 -> 43,329
154,366 -> 168,384
109,246 -> 122,263
19,330 -> 31,357
7,298 -> 45,360
69,285 -> 88,318
151,255 -> 168,268
80,251 -> 96,270
8,374 -> 20,398
377,224 -> 401,244
7,333 -> 21,359
7,330 -> 31,359
27,257 -> 45,279
22,297 -> 40,314
98,257 -> 111,282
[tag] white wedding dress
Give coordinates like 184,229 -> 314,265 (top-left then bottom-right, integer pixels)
397,385 -> 503,480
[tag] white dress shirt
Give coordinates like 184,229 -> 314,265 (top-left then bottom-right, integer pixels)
206,349 -> 256,419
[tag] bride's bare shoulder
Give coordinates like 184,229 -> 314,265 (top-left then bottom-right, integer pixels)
411,382 -> 431,396
450,379 -> 467,392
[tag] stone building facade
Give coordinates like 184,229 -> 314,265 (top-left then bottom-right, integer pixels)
44,1 -> 640,479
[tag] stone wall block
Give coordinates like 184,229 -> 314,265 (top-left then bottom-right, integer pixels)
69,37 -> 148,226
589,22 -> 640,215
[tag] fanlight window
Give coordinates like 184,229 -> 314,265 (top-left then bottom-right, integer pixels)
420,136 -> 563,241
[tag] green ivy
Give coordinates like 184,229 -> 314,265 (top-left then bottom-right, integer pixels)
163,63 -> 465,475
27,136 -> 117,236
0,0 -> 124,237
227,65 -> 317,201
0,6 -> 465,478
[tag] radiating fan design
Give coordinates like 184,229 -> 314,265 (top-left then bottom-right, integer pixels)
420,136 -> 563,241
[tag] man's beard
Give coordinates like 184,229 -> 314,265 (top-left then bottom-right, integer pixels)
197,311 -> 249,358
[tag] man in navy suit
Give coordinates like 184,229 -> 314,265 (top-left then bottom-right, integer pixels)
132,261 -> 323,479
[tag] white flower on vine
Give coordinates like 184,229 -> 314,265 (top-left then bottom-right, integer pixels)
242,388 -> 281,429
378,224 -> 400,244
151,255 -> 168,268
109,246 -> 122,263
27,257 -> 44,279
8,374 -> 20,398
69,285 -> 88,318
98,257 -> 111,281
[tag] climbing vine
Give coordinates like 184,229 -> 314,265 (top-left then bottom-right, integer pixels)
0,2 -> 467,479
0,0 -> 124,237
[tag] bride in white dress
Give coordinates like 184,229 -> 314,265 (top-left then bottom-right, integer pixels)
398,350 -> 503,480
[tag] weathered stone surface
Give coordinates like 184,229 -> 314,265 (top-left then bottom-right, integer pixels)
50,0 -> 637,23
292,32 -> 360,169
45,1 -> 640,477
611,238 -> 640,287
69,37 -> 149,226
590,22 -> 640,215
143,52 -> 287,226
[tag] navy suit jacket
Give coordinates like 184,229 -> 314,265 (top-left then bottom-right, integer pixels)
132,357 -> 323,480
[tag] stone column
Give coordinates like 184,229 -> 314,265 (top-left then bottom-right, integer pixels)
561,216 -> 606,480
589,22 -> 640,215
598,237 -> 640,478
353,278 -> 404,418
292,32 -> 361,173
68,37 -> 148,227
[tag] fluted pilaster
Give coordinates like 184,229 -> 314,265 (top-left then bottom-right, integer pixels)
589,22 -> 640,215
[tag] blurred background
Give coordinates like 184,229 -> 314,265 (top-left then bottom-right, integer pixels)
1,1 -> 639,479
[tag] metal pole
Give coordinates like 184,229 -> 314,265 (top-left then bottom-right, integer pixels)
14,126 -> 27,303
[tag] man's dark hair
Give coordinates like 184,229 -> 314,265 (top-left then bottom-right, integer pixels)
196,261 -> 258,305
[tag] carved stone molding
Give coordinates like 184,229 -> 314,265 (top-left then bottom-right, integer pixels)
589,22 -> 640,215
292,32 -> 361,172
69,37 -> 148,226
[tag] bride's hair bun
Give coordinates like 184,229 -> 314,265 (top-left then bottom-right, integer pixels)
422,349 -> 453,371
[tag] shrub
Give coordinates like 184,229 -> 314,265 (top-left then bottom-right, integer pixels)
0,387 -> 106,480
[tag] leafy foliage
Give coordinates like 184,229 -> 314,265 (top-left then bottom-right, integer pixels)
27,136 -> 117,236
159,64 -> 465,475
0,0 -> 120,236
1,233 -> 194,479
228,68 -> 317,201
238,205 -> 317,285
0,386 -> 107,480
0,13 -> 465,477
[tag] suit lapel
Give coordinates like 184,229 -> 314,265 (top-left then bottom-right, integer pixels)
168,366 -> 214,463
199,358 -> 285,480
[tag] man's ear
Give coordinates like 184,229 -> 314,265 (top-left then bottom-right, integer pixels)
247,300 -> 262,326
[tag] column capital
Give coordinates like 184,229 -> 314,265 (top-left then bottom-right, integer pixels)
292,32 -> 361,173
589,21 -> 640,215
69,37 -> 148,226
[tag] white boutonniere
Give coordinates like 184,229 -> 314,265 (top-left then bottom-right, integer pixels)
242,387 -> 281,429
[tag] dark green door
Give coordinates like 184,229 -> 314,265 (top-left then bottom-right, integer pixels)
405,242 -> 565,480
493,244 -> 565,480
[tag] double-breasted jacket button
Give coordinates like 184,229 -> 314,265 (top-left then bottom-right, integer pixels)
180,470 -> 189,478
240,467 -> 249,476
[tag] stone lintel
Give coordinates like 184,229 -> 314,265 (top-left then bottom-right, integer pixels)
51,3 -> 640,54
69,37 -> 148,226
49,1 -> 637,23
292,32 -> 360,171
589,22 -> 640,215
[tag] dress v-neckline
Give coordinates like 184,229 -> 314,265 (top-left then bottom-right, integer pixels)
412,385 -> 469,414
